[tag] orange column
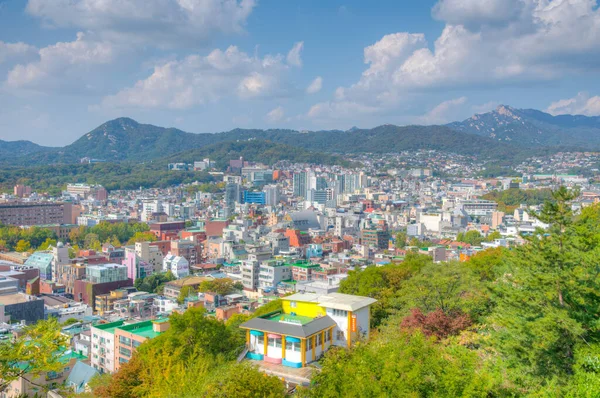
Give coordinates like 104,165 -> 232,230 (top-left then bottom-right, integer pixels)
246,329 -> 250,348
321,330 -> 325,351
301,338 -> 306,367
347,311 -> 353,347
312,335 -> 316,361
263,332 -> 268,356
281,335 -> 286,360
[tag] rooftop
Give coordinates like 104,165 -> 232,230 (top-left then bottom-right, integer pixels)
116,318 -> 168,339
285,292 -> 378,312
92,320 -> 125,335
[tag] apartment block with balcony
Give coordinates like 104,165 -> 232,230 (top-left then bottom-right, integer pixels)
258,261 -> 292,291
91,320 -> 124,374
114,319 -> 170,371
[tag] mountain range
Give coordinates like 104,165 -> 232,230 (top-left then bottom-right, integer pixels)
1,106 -> 599,167
448,105 -> 600,147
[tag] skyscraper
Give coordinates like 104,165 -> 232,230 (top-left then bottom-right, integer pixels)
293,172 -> 308,198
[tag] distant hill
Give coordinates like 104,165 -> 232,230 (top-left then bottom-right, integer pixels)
0,139 -> 51,158
159,140 -> 355,168
3,108 -> 596,167
448,105 -> 600,148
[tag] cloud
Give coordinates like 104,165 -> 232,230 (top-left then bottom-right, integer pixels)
306,76 -> 322,94
0,41 -> 37,65
5,32 -> 114,91
101,43 -> 301,109
286,41 -> 304,67
415,96 -> 467,124
310,0 -> 600,120
432,0 -> 525,27
26,0 -> 255,48
546,92 -> 600,116
266,106 -> 284,123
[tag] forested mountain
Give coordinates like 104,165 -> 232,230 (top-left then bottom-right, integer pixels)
0,139 -> 51,158
3,118 -> 526,165
2,107 -> 597,166
448,105 -> 600,147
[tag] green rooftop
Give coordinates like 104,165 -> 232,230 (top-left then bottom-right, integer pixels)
265,312 -> 314,325
116,318 -> 168,340
92,320 -> 125,335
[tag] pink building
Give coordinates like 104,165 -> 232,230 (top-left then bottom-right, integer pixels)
123,251 -> 154,281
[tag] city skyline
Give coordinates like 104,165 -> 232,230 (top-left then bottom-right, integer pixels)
1,0 -> 600,145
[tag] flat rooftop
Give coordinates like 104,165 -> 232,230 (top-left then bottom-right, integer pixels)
265,312 -> 313,325
285,292 -> 377,312
0,294 -> 29,305
92,320 -> 125,335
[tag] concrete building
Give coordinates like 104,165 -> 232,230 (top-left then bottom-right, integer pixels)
258,261 -> 292,290
0,202 -> 68,226
163,254 -> 189,279
114,319 -> 170,371
0,293 -> 45,324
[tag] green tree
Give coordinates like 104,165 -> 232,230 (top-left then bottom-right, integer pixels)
15,239 -> 30,252
83,233 -> 101,250
309,329 -> 494,397
394,231 -> 407,248
177,285 -> 196,304
127,231 -> 157,245
488,187 -> 599,388
0,318 -> 69,392
38,237 -> 57,250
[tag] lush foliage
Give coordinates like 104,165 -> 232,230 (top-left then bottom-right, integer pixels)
481,188 -> 554,212
311,187 -> 600,397
0,225 -> 56,252
69,222 -> 150,248
90,308 -> 285,398
134,272 -> 176,294
0,318 -> 69,392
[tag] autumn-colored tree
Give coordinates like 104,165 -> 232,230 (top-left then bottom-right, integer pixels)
15,239 -> 30,252
127,231 -> 157,245
0,318 -> 69,392
401,308 -> 472,340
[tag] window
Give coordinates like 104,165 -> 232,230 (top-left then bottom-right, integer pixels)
132,340 -> 142,348
336,330 -> 345,341
275,338 -> 282,348
257,335 -> 264,345
119,336 -> 131,346
325,331 -> 330,342
286,340 -> 293,350
290,301 -> 297,308
294,342 -> 301,352
119,347 -> 132,358
332,309 -> 348,317
119,357 -> 129,364
307,338 -> 313,350
316,334 -> 321,346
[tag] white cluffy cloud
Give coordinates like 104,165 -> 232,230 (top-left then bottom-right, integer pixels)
306,76 -> 322,94
5,32 -> 114,91
101,43 -> 303,109
266,106 -> 285,123
546,92 -> 600,116
26,0 -> 255,48
308,0 -> 600,121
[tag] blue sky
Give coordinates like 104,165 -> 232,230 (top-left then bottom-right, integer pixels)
1,0 -> 600,146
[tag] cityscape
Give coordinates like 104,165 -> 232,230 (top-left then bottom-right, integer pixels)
1,1 -> 600,397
